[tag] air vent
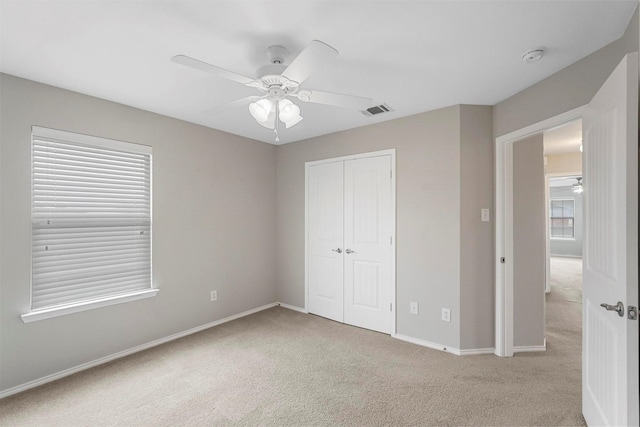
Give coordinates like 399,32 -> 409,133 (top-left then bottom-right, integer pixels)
361,103 -> 393,117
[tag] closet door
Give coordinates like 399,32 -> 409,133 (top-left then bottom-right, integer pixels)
307,161 -> 344,323
343,156 -> 392,333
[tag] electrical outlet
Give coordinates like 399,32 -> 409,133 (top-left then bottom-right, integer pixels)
481,208 -> 490,222
409,301 -> 419,315
442,308 -> 451,322
210,290 -> 218,302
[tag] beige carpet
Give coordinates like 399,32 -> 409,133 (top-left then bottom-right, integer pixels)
1,265 -> 584,426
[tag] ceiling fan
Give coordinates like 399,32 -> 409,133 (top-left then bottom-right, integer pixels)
573,177 -> 584,193
171,40 -> 373,140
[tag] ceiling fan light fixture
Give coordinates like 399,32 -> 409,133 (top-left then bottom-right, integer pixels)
277,99 -> 303,128
256,110 -> 276,129
278,99 -> 301,121
249,98 -> 273,122
284,114 -> 303,129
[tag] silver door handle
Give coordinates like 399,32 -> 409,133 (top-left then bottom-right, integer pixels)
600,301 -> 624,317
332,248 -> 342,254
345,248 -> 355,254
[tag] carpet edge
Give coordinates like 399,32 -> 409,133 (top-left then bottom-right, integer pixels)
0,303 -> 278,399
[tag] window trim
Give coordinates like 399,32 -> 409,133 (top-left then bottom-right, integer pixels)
21,289 -> 159,323
23,126 -> 155,323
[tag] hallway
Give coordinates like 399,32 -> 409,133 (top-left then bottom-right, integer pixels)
546,256 -> 582,355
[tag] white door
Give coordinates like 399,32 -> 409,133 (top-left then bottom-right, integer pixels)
582,53 -> 639,426
307,161 -> 344,323
344,156 -> 392,333
306,153 -> 393,334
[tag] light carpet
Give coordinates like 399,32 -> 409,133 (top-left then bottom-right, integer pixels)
0,264 -> 584,426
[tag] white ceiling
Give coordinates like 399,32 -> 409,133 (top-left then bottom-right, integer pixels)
544,119 -> 582,155
550,175 -> 581,188
0,1 -> 637,145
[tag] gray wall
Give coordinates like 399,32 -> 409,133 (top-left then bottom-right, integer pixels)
513,135 -> 545,348
276,105 -> 495,351
0,74 -> 277,392
459,106 -> 495,350
549,187 -> 583,257
494,6 -> 639,138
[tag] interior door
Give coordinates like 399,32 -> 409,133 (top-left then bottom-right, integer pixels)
582,53 -> 639,426
307,161 -> 344,323
343,156 -> 392,333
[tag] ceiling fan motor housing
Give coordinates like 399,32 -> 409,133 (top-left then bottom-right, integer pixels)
267,86 -> 287,101
255,45 -> 298,91
266,45 -> 289,64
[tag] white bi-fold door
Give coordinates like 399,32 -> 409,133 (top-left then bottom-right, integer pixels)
306,151 -> 394,334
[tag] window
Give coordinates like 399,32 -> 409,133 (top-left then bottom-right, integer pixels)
23,126 -> 156,322
549,199 -> 575,239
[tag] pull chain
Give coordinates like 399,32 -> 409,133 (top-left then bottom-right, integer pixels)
274,100 -> 280,142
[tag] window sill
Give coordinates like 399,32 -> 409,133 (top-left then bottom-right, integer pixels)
21,289 -> 159,323
550,237 -> 576,241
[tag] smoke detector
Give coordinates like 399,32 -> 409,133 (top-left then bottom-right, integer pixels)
522,48 -> 545,63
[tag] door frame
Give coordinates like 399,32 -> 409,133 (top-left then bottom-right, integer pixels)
304,149 -> 397,336
495,106 -> 585,357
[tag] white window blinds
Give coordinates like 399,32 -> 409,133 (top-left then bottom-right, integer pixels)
31,126 -> 152,310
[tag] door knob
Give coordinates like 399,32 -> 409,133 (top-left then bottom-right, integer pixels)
600,301 -> 624,317
332,248 -> 342,254
345,248 -> 355,254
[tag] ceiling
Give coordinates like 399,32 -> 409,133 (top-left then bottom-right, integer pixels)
550,175 -> 581,188
0,1 -> 637,145
544,119 -> 582,155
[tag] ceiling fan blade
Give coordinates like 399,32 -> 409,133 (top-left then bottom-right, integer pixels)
172,55 -> 259,87
281,40 -> 338,85
202,95 -> 263,115
296,90 -> 373,110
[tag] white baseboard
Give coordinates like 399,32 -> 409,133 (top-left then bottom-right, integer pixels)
393,333 -> 460,355
393,334 -> 495,356
1,303 -> 504,399
549,254 -> 582,258
513,338 -> 547,353
457,347 -> 496,356
276,302 -> 308,313
0,303 -> 278,400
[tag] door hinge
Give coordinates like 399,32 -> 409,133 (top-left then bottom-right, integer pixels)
390,170 -> 392,179
500,257 -> 505,264
390,303 -> 393,311
628,305 -> 638,320
390,236 -> 393,245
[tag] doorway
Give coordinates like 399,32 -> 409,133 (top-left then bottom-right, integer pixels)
546,175 -> 584,342
496,53 -> 639,426
494,105 -> 586,357
543,121 -> 584,345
